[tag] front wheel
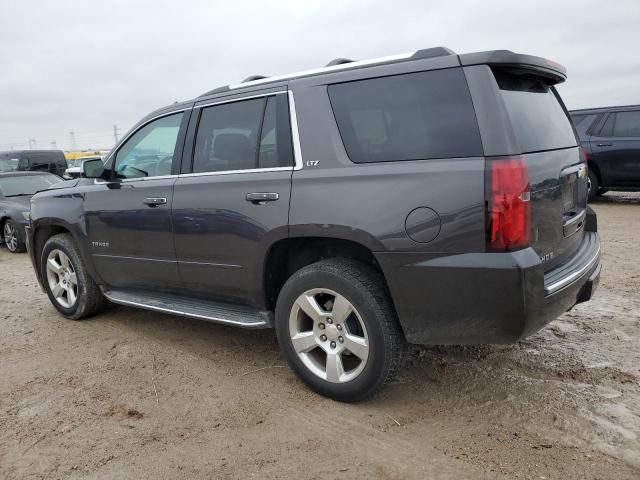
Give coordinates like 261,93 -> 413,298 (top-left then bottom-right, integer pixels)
40,233 -> 105,320
275,259 -> 407,402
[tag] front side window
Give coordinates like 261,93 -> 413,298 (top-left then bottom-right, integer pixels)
114,113 -> 183,179
613,110 -> 640,137
192,95 -> 293,173
328,68 -> 483,163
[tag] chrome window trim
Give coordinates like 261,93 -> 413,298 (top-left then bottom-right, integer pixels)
94,174 -> 179,185
195,91 -> 286,109
178,166 -> 293,179
288,90 -> 303,171
228,52 -> 415,89
96,89 -> 304,183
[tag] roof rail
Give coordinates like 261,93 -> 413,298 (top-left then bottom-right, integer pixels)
411,46 -> 456,60
198,46 -> 456,93
326,58 -> 355,67
197,85 -> 230,98
242,75 -> 269,83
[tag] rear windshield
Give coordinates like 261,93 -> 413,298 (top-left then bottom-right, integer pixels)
328,68 -> 483,163
0,174 -> 61,196
494,70 -> 577,153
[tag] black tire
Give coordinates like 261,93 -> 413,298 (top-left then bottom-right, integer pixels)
275,259 -> 407,402
2,219 -> 26,253
40,233 -> 105,320
588,169 -> 600,202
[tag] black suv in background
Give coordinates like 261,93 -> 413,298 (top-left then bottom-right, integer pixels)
26,48 -> 601,401
569,105 -> 640,199
0,150 -> 68,177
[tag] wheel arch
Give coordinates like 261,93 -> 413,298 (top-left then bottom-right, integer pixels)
588,160 -> 603,185
32,222 -> 91,284
262,236 -> 394,313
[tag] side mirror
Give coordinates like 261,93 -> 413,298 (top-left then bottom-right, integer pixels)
83,158 -> 106,179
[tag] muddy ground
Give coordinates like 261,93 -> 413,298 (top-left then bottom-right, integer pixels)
1,193 -> 639,479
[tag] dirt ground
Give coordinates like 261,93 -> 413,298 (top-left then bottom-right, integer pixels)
1,193 -> 639,480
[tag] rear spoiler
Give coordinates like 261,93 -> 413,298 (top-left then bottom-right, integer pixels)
458,50 -> 567,84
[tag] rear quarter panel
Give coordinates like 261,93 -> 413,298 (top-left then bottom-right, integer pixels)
288,82 -> 486,255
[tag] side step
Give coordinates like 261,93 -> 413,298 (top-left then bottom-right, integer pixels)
102,288 -> 272,328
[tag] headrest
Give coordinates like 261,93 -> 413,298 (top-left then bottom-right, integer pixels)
213,133 -> 251,165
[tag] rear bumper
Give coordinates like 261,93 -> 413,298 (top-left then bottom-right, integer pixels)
376,230 -> 601,345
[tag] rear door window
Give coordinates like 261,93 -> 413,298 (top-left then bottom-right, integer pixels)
192,94 -> 294,173
493,70 -> 577,153
328,68 -> 483,163
612,110 -> 640,137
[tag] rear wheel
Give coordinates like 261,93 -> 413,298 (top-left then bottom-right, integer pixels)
275,259 -> 407,402
40,234 -> 104,320
3,219 -> 26,253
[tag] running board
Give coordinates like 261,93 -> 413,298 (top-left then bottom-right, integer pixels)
102,288 -> 272,328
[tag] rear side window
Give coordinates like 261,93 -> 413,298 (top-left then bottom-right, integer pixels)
494,71 -> 577,153
612,110 -> 640,137
193,95 -> 293,173
328,69 -> 483,163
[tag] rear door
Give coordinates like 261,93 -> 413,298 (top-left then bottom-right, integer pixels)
491,69 -> 586,271
589,110 -> 640,187
171,92 -> 294,306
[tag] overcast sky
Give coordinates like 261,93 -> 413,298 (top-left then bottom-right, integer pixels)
1,0 -> 639,151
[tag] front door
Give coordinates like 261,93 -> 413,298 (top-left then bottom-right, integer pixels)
172,93 -> 294,306
84,110 -> 190,290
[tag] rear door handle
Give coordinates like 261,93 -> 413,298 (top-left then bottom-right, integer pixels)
246,192 -> 279,204
143,197 -> 167,207
597,143 -> 613,147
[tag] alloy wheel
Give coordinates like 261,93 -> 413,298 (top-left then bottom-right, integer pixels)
45,249 -> 79,308
3,222 -> 19,252
289,288 -> 369,383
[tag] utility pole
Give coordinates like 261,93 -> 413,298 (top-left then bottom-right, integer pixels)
69,130 -> 77,151
113,124 -> 120,144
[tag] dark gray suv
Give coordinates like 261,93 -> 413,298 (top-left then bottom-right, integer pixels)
27,47 -> 601,401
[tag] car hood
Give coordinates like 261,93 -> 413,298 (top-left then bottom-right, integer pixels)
48,178 -> 81,190
0,195 -> 32,214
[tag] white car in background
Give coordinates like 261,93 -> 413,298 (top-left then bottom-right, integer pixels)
64,156 -> 103,179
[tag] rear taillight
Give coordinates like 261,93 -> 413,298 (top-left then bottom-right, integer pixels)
580,146 -> 589,163
486,156 -> 531,252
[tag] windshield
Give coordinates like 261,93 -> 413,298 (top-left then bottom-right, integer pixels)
0,158 -> 19,172
0,174 -> 61,196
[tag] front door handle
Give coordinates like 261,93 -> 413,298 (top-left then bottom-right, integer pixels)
143,197 -> 167,207
246,192 -> 279,204
597,143 -> 613,147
